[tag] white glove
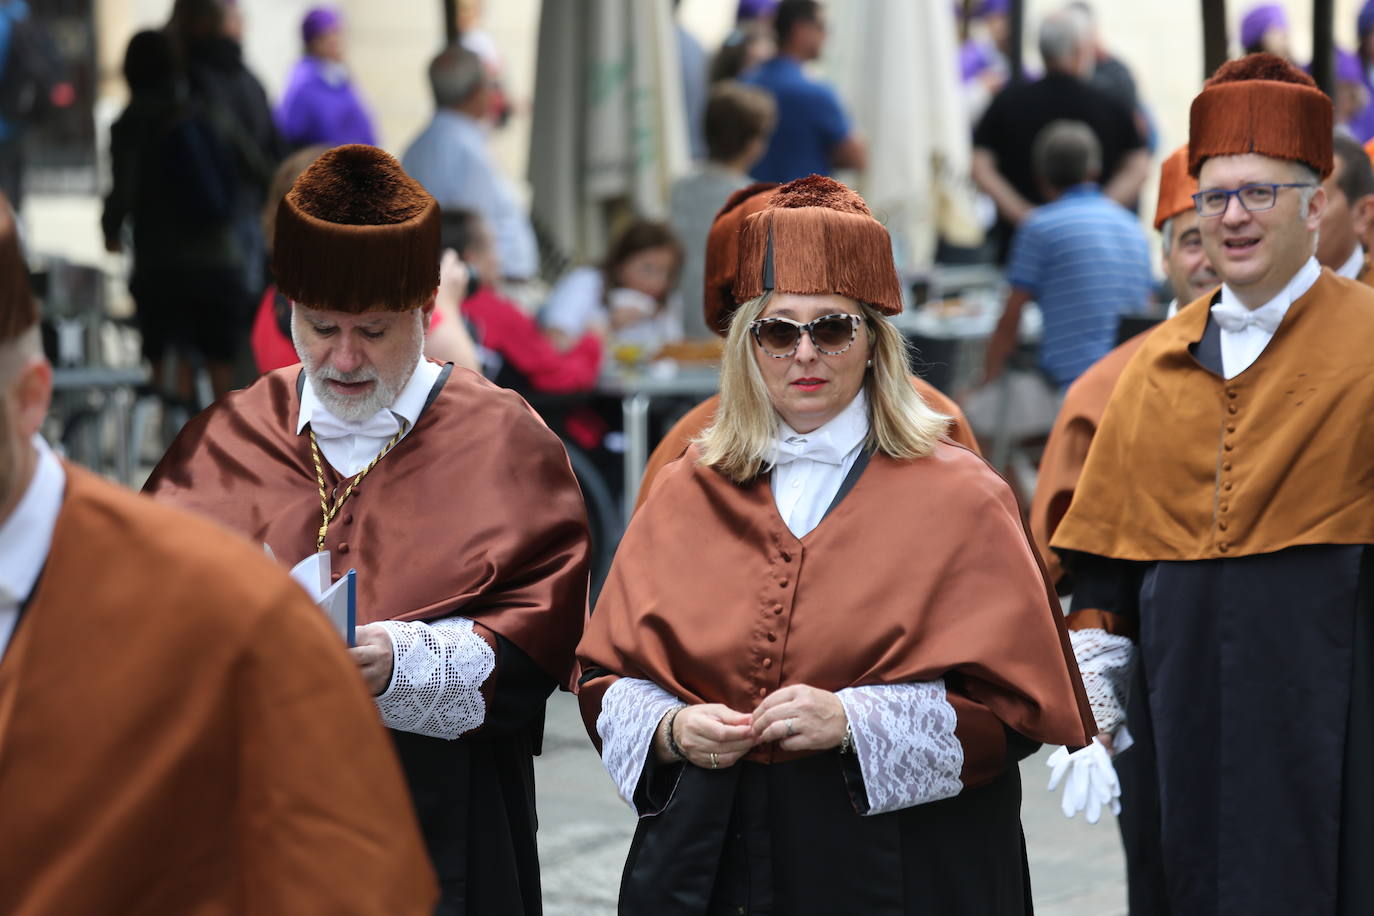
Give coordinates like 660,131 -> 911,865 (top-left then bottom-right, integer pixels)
1046,737 -> 1121,823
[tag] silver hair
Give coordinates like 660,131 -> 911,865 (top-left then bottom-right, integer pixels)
428,44 -> 485,109
1160,216 -> 1176,256
1039,8 -> 1090,67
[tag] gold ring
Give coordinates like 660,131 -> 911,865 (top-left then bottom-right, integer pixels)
710,752 -> 719,769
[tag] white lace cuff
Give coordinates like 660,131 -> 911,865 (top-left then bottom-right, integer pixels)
374,616 -> 495,740
1068,627 -> 1135,737
595,677 -> 683,811
837,681 -> 965,816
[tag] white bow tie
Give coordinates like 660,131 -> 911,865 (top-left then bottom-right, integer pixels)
1211,301 -> 1284,334
309,408 -> 402,441
770,432 -> 850,467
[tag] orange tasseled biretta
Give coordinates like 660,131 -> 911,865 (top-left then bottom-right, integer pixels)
0,195 -> 35,343
272,144 -> 440,313
1154,145 -> 1199,230
732,174 -> 903,317
703,181 -> 778,335
1189,53 -> 1333,179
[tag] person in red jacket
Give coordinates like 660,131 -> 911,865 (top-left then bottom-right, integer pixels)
443,208 -> 603,392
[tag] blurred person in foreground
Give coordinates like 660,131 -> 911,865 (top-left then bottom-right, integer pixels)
0,197 -> 437,914
404,44 -> 539,283
972,6 -> 1147,257
444,209 -> 602,393
102,29 -> 245,398
982,119 -> 1152,390
636,181 -> 980,509
144,145 -> 590,914
1051,54 -> 1374,914
250,146 -> 479,375
1029,146 -> 1215,915
1316,131 -> 1374,284
670,80 -> 776,341
274,6 -> 378,150
742,0 -> 866,183
578,175 -> 1094,914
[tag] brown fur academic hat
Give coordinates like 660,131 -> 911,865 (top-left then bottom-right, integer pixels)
732,175 -> 902,317
0,195 -> 36,343
273,144 -> 440,313
1189,53 -> 1333,179
703,181 -> 778,335
1154,145 -> 1199,231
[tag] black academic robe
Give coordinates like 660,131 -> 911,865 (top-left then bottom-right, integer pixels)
1067,317 -> 1374,916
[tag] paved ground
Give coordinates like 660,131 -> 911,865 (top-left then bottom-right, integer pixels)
535,691 -> 1126,915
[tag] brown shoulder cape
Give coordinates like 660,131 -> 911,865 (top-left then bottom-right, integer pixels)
582,441 -> 1095,762
635,376 -> 981,511
0,466 -> 436,914
144,364 -> 590,683
1053,270 -> 1374,562
1030,331 -> 1151,586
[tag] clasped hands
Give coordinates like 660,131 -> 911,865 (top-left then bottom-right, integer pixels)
654,684 -> 848,770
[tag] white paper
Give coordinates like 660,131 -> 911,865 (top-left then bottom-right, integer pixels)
272,548 -> 356,645
288,551 -> 331,599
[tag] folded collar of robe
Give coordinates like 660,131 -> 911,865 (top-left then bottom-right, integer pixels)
767,389 -> 868,467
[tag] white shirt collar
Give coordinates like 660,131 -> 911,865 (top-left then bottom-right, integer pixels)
1336,244 -> 1366,281
1216,256 -> 1321,330
296,358 -> 441,437
0,435 -> 65,606
769,389 -> 869,467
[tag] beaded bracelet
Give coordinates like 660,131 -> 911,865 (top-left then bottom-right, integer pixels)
664,705 -> 688,762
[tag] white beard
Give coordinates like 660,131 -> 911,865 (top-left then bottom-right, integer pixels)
294,313 -> 424,423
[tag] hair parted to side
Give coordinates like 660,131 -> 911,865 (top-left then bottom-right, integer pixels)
695,293 -> 949,483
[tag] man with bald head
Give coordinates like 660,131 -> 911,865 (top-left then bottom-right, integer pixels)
0,193 -> 437,913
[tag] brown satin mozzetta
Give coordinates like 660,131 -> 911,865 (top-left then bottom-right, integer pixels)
581,443 -> 1096,766
634,377 -> 982,511
1053,270 -> 1374,562
143,365 -> 590,684
0,466 -> 437,914
1030,332 -> 1152,586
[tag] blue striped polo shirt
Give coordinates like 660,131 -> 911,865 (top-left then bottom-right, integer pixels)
1006,184 -> 1153,387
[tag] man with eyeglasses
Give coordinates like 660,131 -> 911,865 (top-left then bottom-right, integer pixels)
1050,55 -> 1374,914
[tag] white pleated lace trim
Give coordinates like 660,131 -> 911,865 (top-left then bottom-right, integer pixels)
837,681 -> 964,815
1068,627 -> 1135,737
374,616 -> 495,740
596,677 -> 682,810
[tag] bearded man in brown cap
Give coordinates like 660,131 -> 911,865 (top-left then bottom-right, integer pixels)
635,181 -> 980,508
145,145 -> 590,915
1051,56 -> 1374,914
0,196 -> 437,912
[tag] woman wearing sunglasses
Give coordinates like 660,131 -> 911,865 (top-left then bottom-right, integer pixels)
577,176 -> 1095,914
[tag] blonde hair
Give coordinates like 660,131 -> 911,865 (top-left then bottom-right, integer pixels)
696,294 -> 950,482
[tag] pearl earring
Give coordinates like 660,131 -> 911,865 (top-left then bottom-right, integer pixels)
866,359 -> 873,368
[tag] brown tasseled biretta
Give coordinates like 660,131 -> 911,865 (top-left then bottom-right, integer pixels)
0,196 -> 36,343
732,175 -> 903,316
1189,53 -> 1332,178
703,182 -> 778,335
272,145 -> 440,313
1154,145 -> 1199,230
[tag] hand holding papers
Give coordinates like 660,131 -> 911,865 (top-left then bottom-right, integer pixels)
282,550 -> 357,646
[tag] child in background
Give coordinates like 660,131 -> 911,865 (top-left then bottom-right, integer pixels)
540,220 -> 684,359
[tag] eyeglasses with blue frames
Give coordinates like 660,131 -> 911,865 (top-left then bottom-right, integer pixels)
1191,183 -> 1315,218
749,313 -> 864,358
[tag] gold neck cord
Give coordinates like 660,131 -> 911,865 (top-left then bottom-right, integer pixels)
309,420 -> 408,552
